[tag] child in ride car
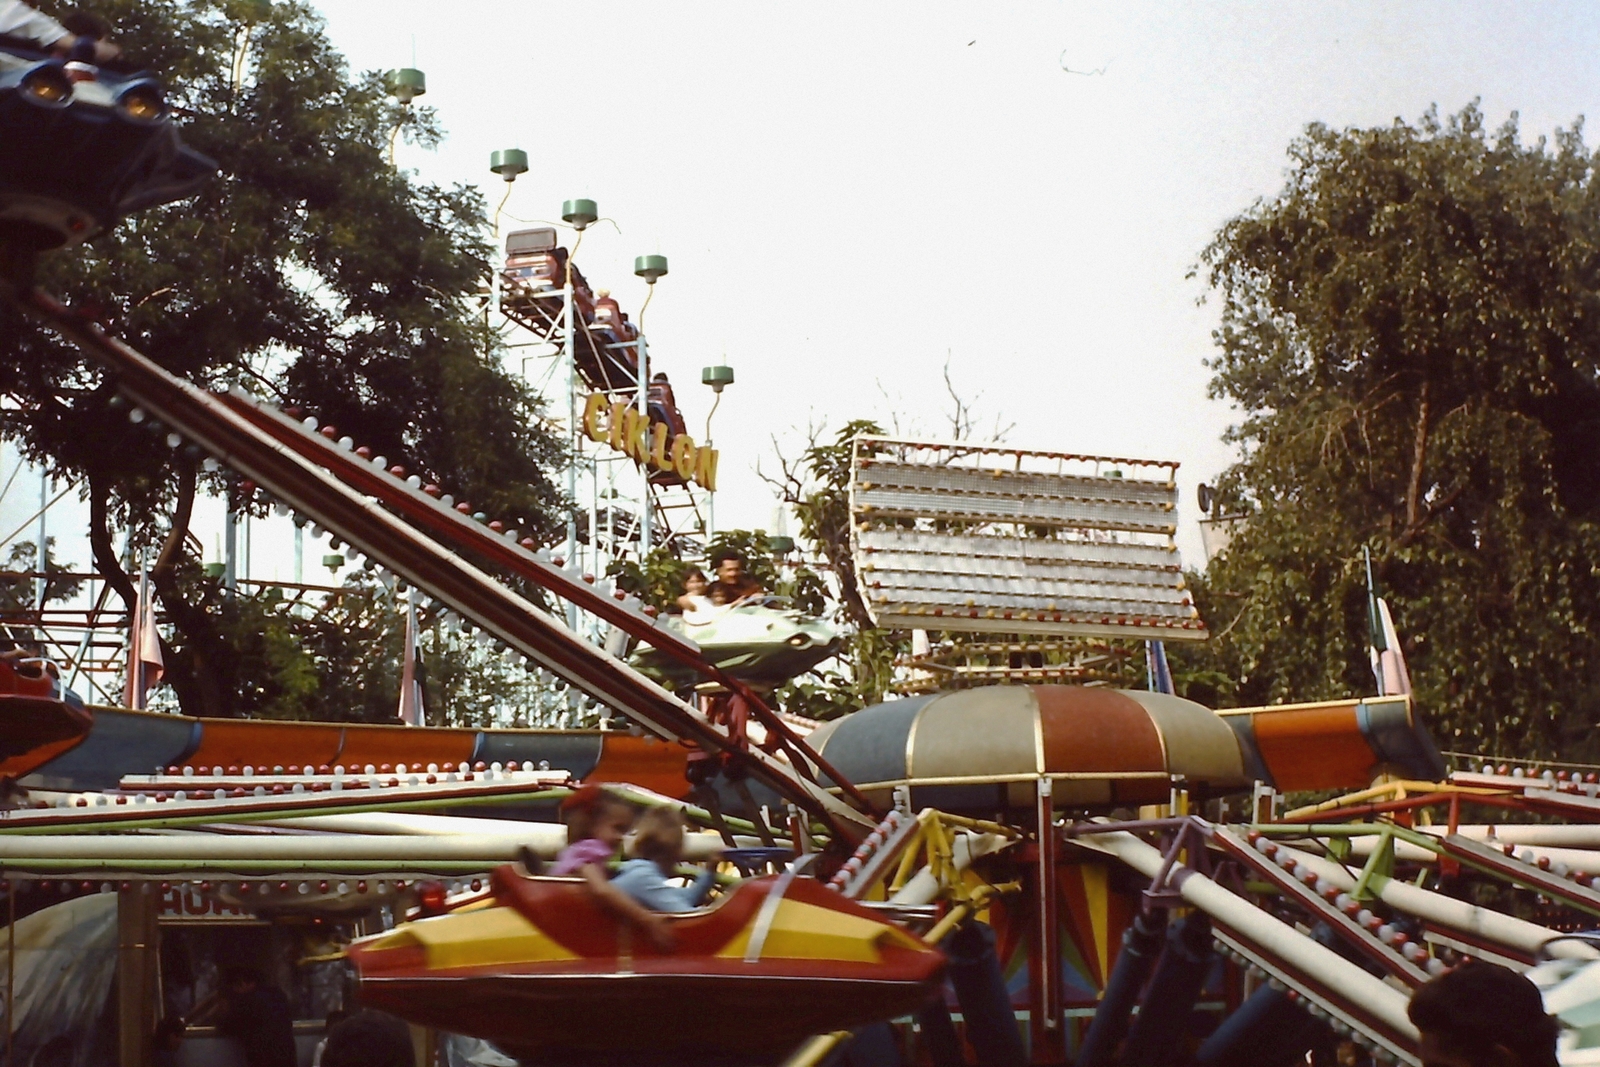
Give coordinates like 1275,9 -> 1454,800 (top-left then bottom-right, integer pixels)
612,806 -> 718,912
549,783 -> 675,949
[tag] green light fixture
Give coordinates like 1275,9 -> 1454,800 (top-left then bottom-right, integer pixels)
634,254 -> 668,284
562,198 -> 598,231
768,534 -> 795,555
387,68 -> 426,104
702,364 -> 734,393
490,149 -> 528,182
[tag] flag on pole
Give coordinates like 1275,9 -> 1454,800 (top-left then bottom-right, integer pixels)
397,594 -> 425,726
1363,546 -> 1412,698
1146,639 -> 1174,695
1373,598 -> 1412,697
122,570 -> 164,710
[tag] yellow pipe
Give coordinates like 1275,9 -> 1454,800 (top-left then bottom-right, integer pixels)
888,826 -> 926,893
782,1031 -> 853,1067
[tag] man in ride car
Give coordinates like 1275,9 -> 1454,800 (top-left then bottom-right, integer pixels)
706,549 -> 762,606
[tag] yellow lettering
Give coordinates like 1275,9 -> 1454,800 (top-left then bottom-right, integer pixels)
608,401 -> 629,451
670,434 -> 698,481
649,422 -> 672,472
622,406 -> 649,463
582,393 -> 609,443
694,446 -> 719,492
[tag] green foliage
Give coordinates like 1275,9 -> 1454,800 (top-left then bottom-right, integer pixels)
0,540 -> 83,610
1185,103 -> 1600,760
0,0 -> 566,717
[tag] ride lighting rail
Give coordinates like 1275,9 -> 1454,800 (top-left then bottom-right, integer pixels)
7,285 -> 875,841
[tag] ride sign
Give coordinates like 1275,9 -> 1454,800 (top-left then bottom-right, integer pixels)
581,393 -> 719,490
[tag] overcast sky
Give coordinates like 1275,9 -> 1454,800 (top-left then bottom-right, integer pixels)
9,1 -> 1600,589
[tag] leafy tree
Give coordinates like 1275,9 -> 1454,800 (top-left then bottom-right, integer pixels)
1183,103 -> 1600,760
0,0 -> 565,717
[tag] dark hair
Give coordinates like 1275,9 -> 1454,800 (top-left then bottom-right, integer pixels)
320,1011 -> 413,1067
324,1008 -> 350,1030
709,548 -> 745,567
652,372 -> 669,382
61,11 -> 111,38
1408,962 -> 1560,1067
683,567 -> 706,583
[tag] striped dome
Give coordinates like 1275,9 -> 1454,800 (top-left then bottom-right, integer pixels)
808,686 -> 1250,813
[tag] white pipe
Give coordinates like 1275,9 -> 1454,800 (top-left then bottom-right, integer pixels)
1272,842 -> 1597,962
0,833 -> 551,861
889,831 -> 1012,907
1075,829 -> 1419,1043
1344,831 -> 1600,876
265,813 -> 740,860
1449,825 -> 1600,849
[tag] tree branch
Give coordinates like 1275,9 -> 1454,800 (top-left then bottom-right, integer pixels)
1405,378 -> 1431,532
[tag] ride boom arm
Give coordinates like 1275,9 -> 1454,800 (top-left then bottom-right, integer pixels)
11,285 -> 874,841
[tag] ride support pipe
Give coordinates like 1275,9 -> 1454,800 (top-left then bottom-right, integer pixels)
1073,828 -> 1420,1046
1269,842 -> 1598,962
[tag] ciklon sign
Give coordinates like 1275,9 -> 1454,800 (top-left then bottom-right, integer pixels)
582,393 -> 719,491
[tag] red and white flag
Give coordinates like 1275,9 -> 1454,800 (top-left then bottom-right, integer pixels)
397,596 -> 425,726
123,571 -> 164,710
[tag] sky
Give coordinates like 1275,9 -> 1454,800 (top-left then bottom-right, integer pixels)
8,1 -> 1600,597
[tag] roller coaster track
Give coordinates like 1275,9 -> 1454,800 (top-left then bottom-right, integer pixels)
5,283 -> 876,841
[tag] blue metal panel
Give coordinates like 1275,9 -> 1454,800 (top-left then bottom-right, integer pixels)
1221,716 -> 1273,787
472,730 -> 604,778
25,707 -> 201,790
814,692 -> 940,788
1355,699 -> 1446,781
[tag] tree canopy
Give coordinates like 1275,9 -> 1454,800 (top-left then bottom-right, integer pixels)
0,0 -> 565,718
1183,103 -> 1600,760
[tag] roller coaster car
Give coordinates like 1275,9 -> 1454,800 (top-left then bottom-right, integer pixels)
347,866 -> 944,1065
0,40 -> 215,251
504,249 -> 563,292
0,655 -> 90,761
631,600 -> 843,687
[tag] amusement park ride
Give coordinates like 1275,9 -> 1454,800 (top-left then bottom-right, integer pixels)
13,34 -> 1600,1067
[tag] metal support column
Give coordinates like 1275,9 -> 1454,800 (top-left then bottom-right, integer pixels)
1032,778 -> 1064,1061
33,471 -> 45,609
117,885 -> 160,1067
562,278 -> 578,628
637,331 -> 651,558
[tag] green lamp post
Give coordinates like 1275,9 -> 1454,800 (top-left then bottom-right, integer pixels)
387,68 -> 426,104
490,149 -> 528,182
562,198 -> 598,231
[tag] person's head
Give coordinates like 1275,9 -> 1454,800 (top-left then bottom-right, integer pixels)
319,1011 -> 413,1067
324,1008 -> 350,1032
683,568 -> 707,595
561,782 -> 635,850
1408,962 -> 1560,1067
61,11 -> 112,39
630,806 -> 688,874
711,550 -> 745,583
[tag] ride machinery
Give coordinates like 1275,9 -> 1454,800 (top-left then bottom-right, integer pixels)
16,41 -> 1600,1067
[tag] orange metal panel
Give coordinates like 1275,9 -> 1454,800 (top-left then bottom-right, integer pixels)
1035,687 -> 1166,775
186,719 -> 345,771
1249,704 -> 1375,791
336,723 -> 479,769
0,732 -> 85,780
588,735 -> 693,798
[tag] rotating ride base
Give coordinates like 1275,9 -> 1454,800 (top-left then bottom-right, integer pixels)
348,865 -> 945,1066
